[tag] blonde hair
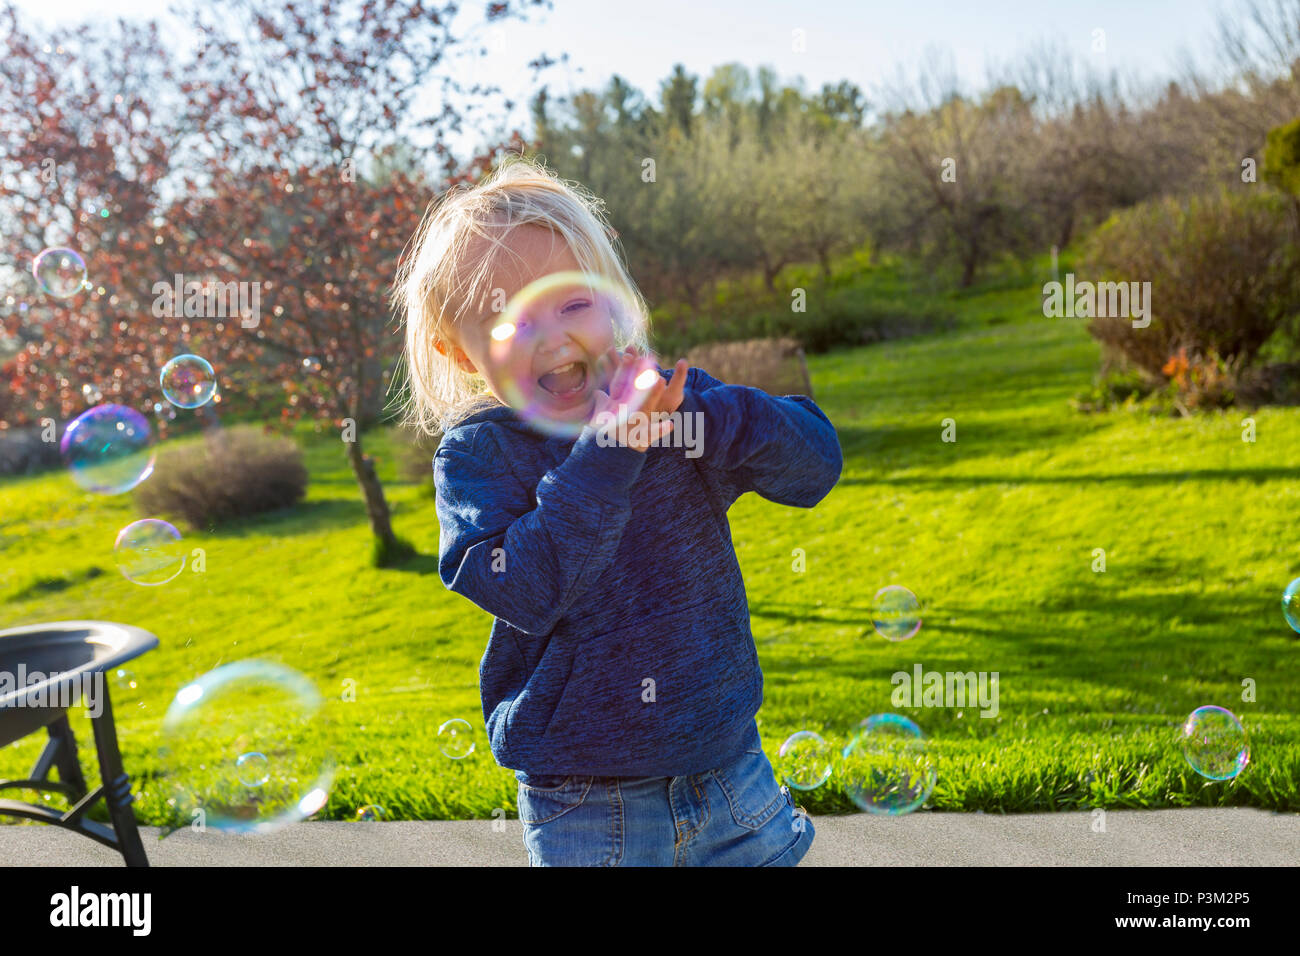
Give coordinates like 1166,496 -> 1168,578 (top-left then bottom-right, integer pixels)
391,156 -> 651,437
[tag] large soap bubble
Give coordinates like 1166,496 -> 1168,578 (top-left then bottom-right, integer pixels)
1180,705 -> 1249,781
159,661 -> 335,834
841,714 -> 936,815
487,271 -> 655,439
33,247 -> 87,298
60,404 -> 156,494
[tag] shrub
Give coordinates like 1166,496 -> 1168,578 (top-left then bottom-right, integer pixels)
1070,367 -> 1161,414
397,425 -> 442,497
0,423 -> 63,476
1077,186 -> 1300,385
1263,117 -> 1300,201
683,338 -> 815,397
134,425 -> 307,529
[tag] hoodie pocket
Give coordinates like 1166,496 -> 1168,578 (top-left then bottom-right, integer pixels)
538,594 -> 759,758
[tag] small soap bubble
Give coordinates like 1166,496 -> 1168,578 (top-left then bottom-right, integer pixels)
158,661 -> 335,834
60,404 -> 155,494
777,730 -> 833,790
81,383 -> 103,404
113,518 -> 185,585
356,804 -> 386,822
110,667 -> 146,711
488,271 -> 651,439
33,247 -> 87,298
841,714 -> 936,815
161,354 -> 217,408
437,717 -> 476,759
870,585 -> 922,641
1181,706 -> 1249,781
1283,578 -> 1300,634
302,357 -> 321,372
236,751 -> 271,787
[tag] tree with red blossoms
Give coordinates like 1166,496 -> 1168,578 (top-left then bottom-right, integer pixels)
0,0 -> 556,562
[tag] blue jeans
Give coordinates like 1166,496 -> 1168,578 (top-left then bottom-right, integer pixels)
514,722 -> 814,866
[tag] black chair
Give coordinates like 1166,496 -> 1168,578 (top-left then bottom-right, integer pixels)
0,621 -> 158,866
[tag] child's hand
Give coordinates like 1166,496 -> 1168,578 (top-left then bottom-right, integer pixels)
588,348 -> 688,453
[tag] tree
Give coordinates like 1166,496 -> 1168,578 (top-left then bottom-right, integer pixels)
0,0 -> 550,565
0,11 -> 187,429
660,64 -> 699,138
1263,116 -> 1300,220
876,65 -> 1039,286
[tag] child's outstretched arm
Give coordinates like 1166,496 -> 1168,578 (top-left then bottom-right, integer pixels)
434,425 -> 645,636
674,365 -> 843,508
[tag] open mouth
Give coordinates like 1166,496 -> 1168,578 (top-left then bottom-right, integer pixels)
537,360 -> 588,398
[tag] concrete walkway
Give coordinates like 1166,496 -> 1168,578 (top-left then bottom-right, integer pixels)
1,808 -> 1296,866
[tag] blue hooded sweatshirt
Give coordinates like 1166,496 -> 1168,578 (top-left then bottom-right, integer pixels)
433,364 -> 843,777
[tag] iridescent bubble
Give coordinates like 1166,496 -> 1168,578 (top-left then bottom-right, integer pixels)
1181,706 -> 1249,781
777,730 -> 833,791
302,357 -> 321,372
841,714 -> 936,815
60,404 -> 155,494
1283,578 -> 1300,634
437,718 -> 476,759
161,354 -> 217,408
487,270 -> 653,439
871,585 -> 922,642
110,667 -> 146,712
236,752 -> 270,787
113,518 -> 185,585
32,247 -> 87,298
356,804 -> 386,822
159,660 -> 335,834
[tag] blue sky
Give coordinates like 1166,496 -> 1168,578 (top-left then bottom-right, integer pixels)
13,0 -> 1233,161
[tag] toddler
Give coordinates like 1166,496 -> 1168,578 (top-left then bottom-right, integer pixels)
394,158 -> 842,866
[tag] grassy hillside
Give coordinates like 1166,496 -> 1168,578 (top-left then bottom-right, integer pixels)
2,262 -> 1298,825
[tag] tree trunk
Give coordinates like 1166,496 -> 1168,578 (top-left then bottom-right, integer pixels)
960,249 -> 978,288
1056,211 -> 1075,252
817,247 -> 832,279
762,257 -> 785,292
344,432 -> 396,546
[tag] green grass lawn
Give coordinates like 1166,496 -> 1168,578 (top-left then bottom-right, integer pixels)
3,265 -> 1299,826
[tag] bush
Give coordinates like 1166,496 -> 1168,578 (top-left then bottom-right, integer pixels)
134,425 -> 308,529
1077,186 -> 1300,387
1070,366 -> 1161,414
651,282 -> 951,358
683,338 -> 815,397
397,425 -> 442,497
0,423 -> 63,476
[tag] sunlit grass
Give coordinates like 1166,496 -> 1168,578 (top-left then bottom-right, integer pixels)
2,260 -> 1298,821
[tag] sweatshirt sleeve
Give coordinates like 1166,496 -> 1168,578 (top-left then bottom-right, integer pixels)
434,423 -> 647,636
674,365 -> 842,508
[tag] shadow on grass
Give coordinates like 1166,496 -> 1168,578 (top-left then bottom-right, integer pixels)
835,467 -> 1297,487
387,552 -> 440,575
198,497 -> 368,538
751,589 -> 1291,700
834,419 -> 1109,467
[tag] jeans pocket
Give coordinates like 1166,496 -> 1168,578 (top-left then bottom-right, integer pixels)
711,747 -> 785,831
516,775 -> 593,825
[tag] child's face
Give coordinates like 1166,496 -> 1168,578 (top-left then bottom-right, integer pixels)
444,224 -> 617,426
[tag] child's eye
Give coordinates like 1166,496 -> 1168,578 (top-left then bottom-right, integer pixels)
561,299 -> 591,316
